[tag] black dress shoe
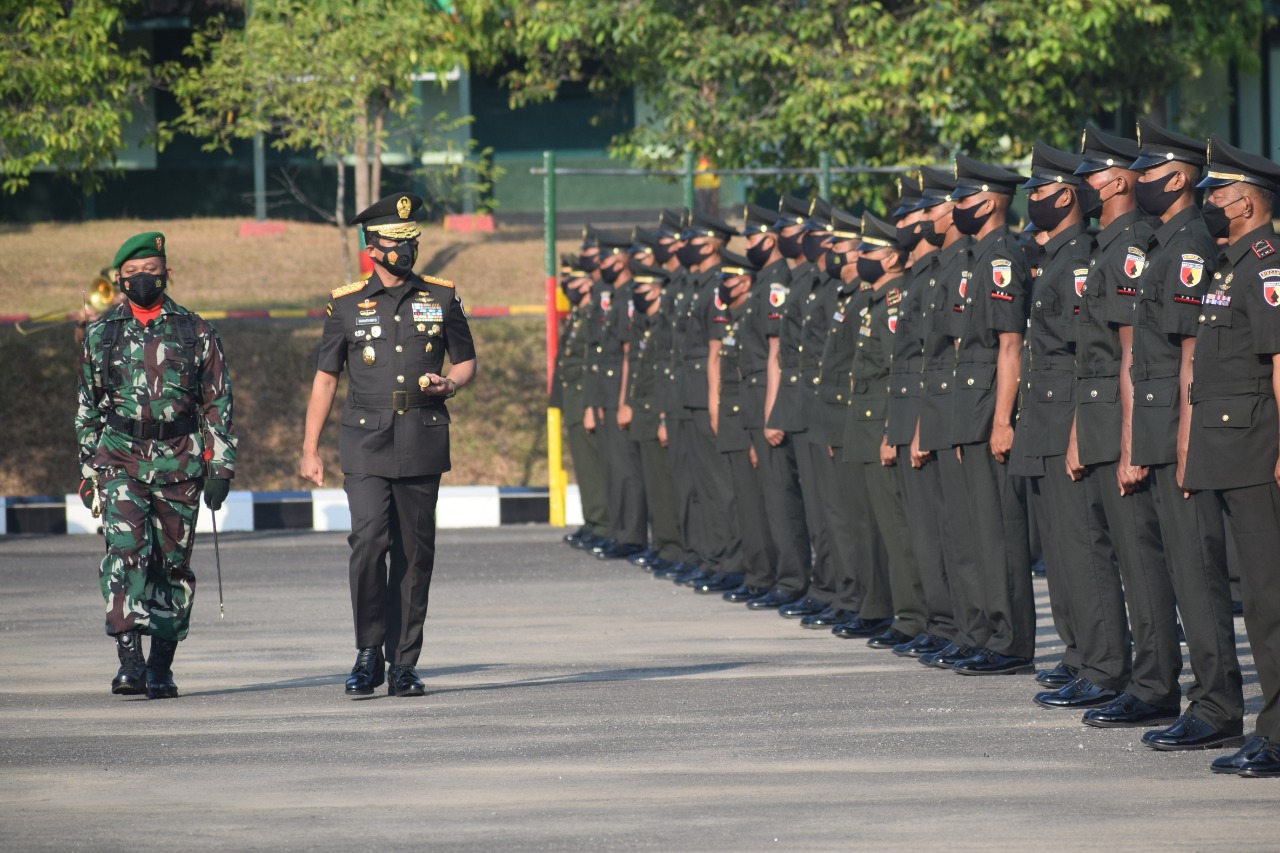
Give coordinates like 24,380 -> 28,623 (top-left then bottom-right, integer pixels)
1231,599 -> 1245,616
111,630 -> 147,696
1080,694 -> 1180,729
694,572 -> 742,594
146,638 -> 180,699
629,549 -> 659,567
1237,740 -> 1280,777
723,584 -> 768,603
675,567 -> 712,586
832,616 -> 892,638
1033,677 -> 1119,709
1141,711 -> 1245,750
919,642 -> 976,669
563,525 -> 590,546
892,633 -> 946,658
1211,735 -> 1271,774
598,542 -> 646,561
589,538 -> 617,556
1035,662 -> 1078,688
746,589 -> 805,610
388,664 -> 426,697
1030,559 -> 1046,577
800,607 -> 852,629
867,628 -> 913,649
345,646 -> 386,696
952,649 -> 1035,676
650,560 -> 686,579
778,596 -> 826,618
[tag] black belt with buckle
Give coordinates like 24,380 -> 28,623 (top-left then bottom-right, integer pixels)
351,391 -> 440,410
105,412 -> 198,440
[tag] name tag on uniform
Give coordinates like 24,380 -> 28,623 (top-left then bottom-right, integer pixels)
356,317 -> 379,325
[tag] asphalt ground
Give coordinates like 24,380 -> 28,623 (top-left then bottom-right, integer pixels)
0,526 -> 1275,852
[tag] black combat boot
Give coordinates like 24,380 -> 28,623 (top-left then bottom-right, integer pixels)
146,638 -> 180,699
111,630 -> 146,695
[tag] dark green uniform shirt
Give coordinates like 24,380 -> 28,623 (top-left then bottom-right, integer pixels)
813,282 -> 872,448
917,236 -> 972,451
845,276 -> 905,463
886,250 -> 937,447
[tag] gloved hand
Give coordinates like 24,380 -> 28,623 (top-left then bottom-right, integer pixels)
203,477 -> 230,511
79,478 -> 97,510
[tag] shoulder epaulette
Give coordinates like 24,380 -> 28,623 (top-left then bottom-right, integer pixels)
1253,239 -> 1275,260
422,274 -> 455,289
331,280 -> 367,299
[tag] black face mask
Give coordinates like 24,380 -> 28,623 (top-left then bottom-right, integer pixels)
919,219 -> 945,247
802,231 -> 829,263
579,253 -> 599,272
563,281 -> 588,306
855,255 -> 885,284
121,271 -> 166,308
600,259 -> 622,284
1027,187 -> 1074,232
1076,183 -> 1101,219
1202,197 -> 1245,239
823,249 -> 848,276
898,222 -> 924,252
375,239 -> 418,276
678,241 -> 710,268
654,240 -> 676,265
746,236 -> 775,269
1135,171 -> 1182,218
631,288 -> 656,314
952,200 -> 992,235
778,230 -> 804,259
716,281 -> 736,308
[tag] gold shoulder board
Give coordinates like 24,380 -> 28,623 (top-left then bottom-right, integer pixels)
331,280 -> 366,299
422,274 -> 455,289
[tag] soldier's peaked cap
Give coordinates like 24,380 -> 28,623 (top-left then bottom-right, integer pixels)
1024,141 -> 1085,189
1075,124 -> 1140,175
628,260 -> 671,283
892,173 -> 923,219
950,155 -> 1025,199
829,207 -> 862,240
350,192 -> 424,239
805,197 -> 833,230
742,202 -> 777,236
718,248 -> 760,277
581,225 -> 600,249
1131,119 -> 1206,170
630,228 -> 659,252
596,228 -> 633,254
858,212 -> 902,251
916,166 -> 956,209
685,210 -> 736,242
657,208 -> 686,238
777,193 -> 811,228
1197,134 -> 1280,194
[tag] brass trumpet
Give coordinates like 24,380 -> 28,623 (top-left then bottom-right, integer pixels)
16,274 -> 118,336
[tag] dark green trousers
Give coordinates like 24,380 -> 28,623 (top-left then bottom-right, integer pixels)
749,428 -> 810,596
681,410 -> 742,573
795,434 -> 834,603
663,412 -> 700,564
806,440 -> 844,603
638,437 -> 684,562
598,410 -> 648,546
567,418 -> 610,538
1029,481 -> 1080,671
724,448 -> 776,589
937,449 -> 986,648
865,459 -> 927,637
896,446 -> 956,640
833,454 -> 891,619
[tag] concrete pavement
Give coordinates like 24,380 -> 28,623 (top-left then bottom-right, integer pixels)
0,527 -> 1274,851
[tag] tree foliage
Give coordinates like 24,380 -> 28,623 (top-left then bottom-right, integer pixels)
486,0 -> 1264,189
0,0 -> 149,194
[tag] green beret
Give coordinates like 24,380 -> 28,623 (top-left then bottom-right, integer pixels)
113,232 -> 166,268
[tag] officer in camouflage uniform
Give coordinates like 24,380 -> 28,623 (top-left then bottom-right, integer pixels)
302,192 -> 476,699
76,231 -> 237,699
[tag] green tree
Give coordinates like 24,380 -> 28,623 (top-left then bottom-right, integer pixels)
0,0 -> 149,194
486,0 -> 1263,207
164,0 -> 488,278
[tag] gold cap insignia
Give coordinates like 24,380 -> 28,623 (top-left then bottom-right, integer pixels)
155,236 -> 163,251
396,196 -> 412,220
1080,128 -> 1087,154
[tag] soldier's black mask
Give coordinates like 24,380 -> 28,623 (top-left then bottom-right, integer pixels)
631,287 -> 656,314
746,235 -> 775,269
563,281 -> 588,306
654,240 -> 676,264
778,230 -> 805,259
952,200 -> 992,235
579,253 -> 599,272
898,222 -> 924,252
600,258 -> 623,284
802,231 -> 830,263
121,271 -> 166,308
919,220 -> 945,247
678,241 -> 710,268
1134,172 -> 1182,218
855,255 -> 885,285
1027,187 -> 1074,232
824,249 -> 848,275
1202,197 -> 1245,239
375,239 -> 418,276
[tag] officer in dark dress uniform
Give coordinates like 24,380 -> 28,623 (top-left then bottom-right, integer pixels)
886,174 -> 959,658
1122,121 -> 1243,750
1188,137 -> 1280,776
302,192 -> 476,698
840,212 -> 928,649
1007,143 -> 1132,711
941,156 -> 1034,676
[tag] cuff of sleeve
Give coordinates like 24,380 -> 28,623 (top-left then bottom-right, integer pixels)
208,464 -> 235,480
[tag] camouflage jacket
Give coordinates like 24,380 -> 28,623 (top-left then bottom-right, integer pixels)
75,297 -> 237,484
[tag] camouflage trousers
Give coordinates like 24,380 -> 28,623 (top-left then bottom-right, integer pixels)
98,470 -> 202,641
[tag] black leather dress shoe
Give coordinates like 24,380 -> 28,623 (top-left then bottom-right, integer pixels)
779,596 -> 826,618
1237,740 -> 1280,777
1033,677 -> 1119,709
589,538 -> 616,556
832,617 -> 892,639
867,628 -> 913,649
746,589 -> 805,610
723,584 -> 768,603
598,542 -> 646,561
345,646 -> 386,696
145,638 -> 180,699
563,525 -> 587,546
694,572 -> 742,594
629,549 -> 659,567
952,649 -> 1035,676
1211,735 -> 1271,774
920,643 -> 975,669
800,607 -> 852,629
1081,694 -> 1180,729
650,560 -> 686,579
388,664 -> 426,697
1030,559 -> 1046,577
892,633 -> 945,658
675,567 -> 712,586
111,630 -> 146,695
1034,662 -> 1078,688
1141,711 -> 1245,750
1231,599 -> 1245,616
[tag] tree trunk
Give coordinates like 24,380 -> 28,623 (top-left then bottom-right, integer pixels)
336,159 -> 352,283
353,102 -> 370,214
370,101 -> 385,203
